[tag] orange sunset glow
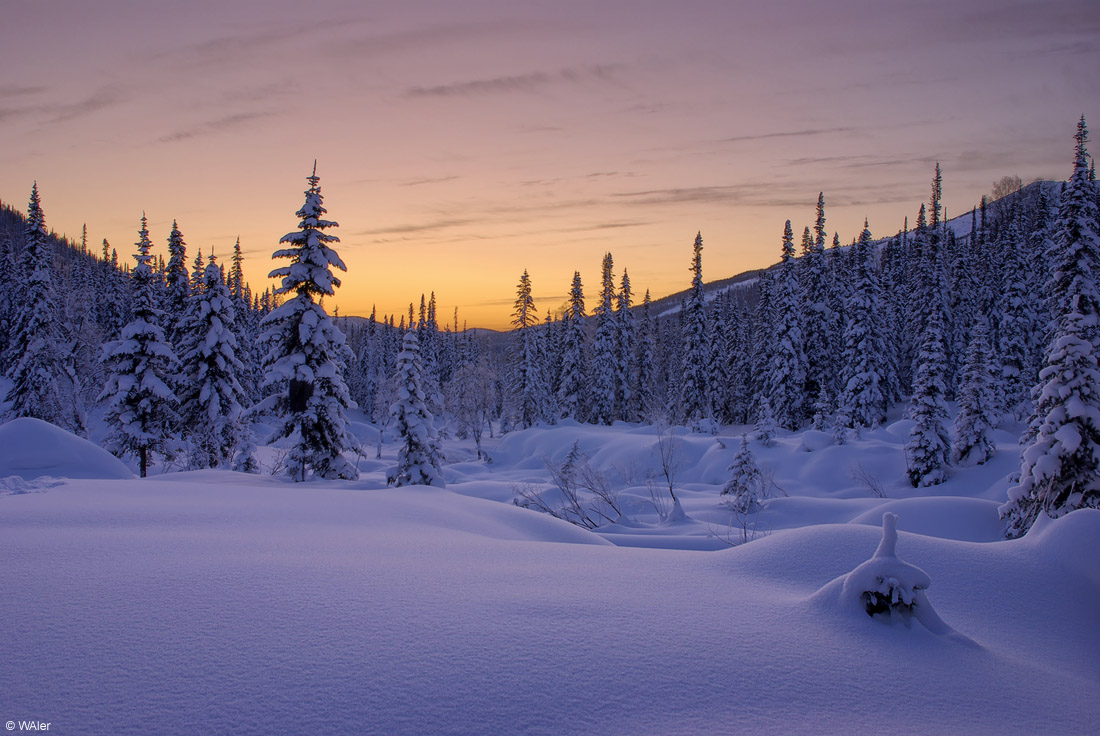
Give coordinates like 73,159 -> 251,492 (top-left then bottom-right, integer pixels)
3,0 -> 1097,329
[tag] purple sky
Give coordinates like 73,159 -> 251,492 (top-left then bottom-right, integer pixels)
3,0 -> 1098,328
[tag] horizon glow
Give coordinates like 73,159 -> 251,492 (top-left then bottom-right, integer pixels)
3,0 -> 1097,329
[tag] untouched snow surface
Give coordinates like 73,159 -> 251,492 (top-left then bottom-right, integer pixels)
2,416 -> 1099,735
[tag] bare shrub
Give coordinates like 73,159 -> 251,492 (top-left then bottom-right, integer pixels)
850,462 -> 888,498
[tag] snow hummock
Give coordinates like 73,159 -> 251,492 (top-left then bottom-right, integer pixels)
0,417 -> 132,480
811,512 -> 969,640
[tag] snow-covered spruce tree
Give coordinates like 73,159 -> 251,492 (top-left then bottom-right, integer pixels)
839,221 -> 890,429
258,165 -> 358,481
764,220 -> 807,429
616,269 -> 637,422
754,395 -> 778,447
800,192 -> 832,410
100,215 -> 179,477
389,330 -> 445,487
635,289 -> 657,420
177,254 -> 249,469
1001,117 -> 1100,536
590,252 -> 618,424
722,435 -> 764,513
953,320 -> 997,466
905,307 -> 951,487
679,232 -> 712,427
163,219 -> 189,349
4,182 -> 82,432
511,269 -> 546,428
707,291 -> 733,423
558,271 -> 587,421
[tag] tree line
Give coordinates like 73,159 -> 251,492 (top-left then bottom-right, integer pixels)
1,119 -> 1097,538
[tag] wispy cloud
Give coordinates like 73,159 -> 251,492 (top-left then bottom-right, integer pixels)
405,64 -> 620,99
159,110 -> 279,143
0,85 -> 46,100
1,85 -> 130,126
149,23 -> 318,71
400,175 -> 462,187
48,88 -> 128,124
786,153 -> 936,170
720,127 -> 854,144
357,217 -> 475,237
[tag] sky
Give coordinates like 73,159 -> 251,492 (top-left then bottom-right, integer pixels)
2,0 -> 1098,330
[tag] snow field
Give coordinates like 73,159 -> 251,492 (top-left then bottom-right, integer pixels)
2,416 -> 1099,734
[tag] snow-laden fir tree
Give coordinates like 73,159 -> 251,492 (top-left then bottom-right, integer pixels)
1001,117 -> 1100,536
4,182 -> 83,433
997,217 -> 1034,416
952,320 -> 998,466
258,165 -> 358,481
389,330 -> 445,487
177,253 -> 250,470
838,221 -> 890,429
510,269 -> 546,428
764,220 -> 807,429
558,271 -> 587,421
754,395 -> 778,447
635,289 -> 657,420
678,232 -> 711,427
163,220 -> 189,349
905,307 -> 951,487
721,434 -> 763,513
100,214 -> 179,477
800,192 -> 832,408
707,291 -> 733,423
590,252 -> 618,424
616,269 -> 637,421
190,249 -> 205,296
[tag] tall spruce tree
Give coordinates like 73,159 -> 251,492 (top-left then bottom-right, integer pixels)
591,252 -> 618,424
1001,117 -> 1100,536
4,181 -> 67,426
905,307 -> 951,486
765,220 -> 807,429
800,192 -> 831,408
4,183 -> 81,432
953,320 -> 998,466
258,165 -> 358,481
558,271 -> 587,421
635,289 -> 656,420
616,269 -> 637,421
511,269 -> 544,428
838,222 -> 890,429
678,232 -> 711,426
164,220 -> 190,348
177,253 -> 249,470
390,330 -> 445,487
100,215 -> 179,477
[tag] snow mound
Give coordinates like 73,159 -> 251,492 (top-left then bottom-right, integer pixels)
1021,508 -> 1100,587
0,418 -> 132,480
848,496 -> 1005,542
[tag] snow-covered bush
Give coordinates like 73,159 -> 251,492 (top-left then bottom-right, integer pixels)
721,435 -> 763,513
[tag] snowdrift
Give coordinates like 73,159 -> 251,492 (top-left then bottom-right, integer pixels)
2,476 -> 1097,735
0,417 -> 132,482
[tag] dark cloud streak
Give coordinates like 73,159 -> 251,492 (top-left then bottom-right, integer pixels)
405,65 -> 621,99
159,110 -> 279,143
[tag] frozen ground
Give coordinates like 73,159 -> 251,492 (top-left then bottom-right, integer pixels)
1,415 -> 1098,735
